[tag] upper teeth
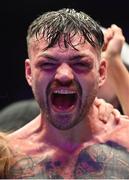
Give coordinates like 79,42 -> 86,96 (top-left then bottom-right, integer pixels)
54,89 -> 75,94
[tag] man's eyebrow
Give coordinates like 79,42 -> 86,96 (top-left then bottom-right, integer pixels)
70,54 -> 92,61
38,54 -> 58,61
37,53 -> 92,62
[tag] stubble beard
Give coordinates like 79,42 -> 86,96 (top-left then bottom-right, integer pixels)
33,81 -> 98,131
45,84 -> 98,131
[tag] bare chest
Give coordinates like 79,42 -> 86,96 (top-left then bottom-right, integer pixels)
9,142 -> 129,179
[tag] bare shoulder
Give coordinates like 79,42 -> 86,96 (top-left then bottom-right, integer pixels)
7,115 -> 42,153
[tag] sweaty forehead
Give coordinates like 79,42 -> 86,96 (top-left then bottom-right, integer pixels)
28,35 -> 100,59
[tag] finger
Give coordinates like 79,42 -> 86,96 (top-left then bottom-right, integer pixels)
111,108 -> 123,125
102,27 -> 113,51
111,24 -> 125,43
112,108 -> 121,118
98,101 -> 113,124
106,113 -> 120,130
96,98 -> 114,124
94,98 -> 106,106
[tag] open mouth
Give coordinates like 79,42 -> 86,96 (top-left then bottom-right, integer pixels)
51,89 -> 78,112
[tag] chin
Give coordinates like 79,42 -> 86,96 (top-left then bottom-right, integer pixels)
47,110 -> 82,130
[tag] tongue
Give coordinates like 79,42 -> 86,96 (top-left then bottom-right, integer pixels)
51,94 -> 76,110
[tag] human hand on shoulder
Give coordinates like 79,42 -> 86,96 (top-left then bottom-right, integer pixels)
94,97 -> 121,125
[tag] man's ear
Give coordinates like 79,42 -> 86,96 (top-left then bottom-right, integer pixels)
98,59 -> 107,88
25,59 -> 32,86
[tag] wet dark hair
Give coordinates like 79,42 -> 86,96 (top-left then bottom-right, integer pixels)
27,8 -> 104,51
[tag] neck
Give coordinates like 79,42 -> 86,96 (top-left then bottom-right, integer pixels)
41,105 -> 97,152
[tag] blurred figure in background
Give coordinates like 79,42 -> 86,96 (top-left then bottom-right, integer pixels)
0,132 -> 13,178
98,25 -> 129,116
0,99 -> 40,131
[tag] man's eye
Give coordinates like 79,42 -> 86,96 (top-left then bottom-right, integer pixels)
39,63 -> 56,70
73,62 -> 93,71
74,63 -> 85,67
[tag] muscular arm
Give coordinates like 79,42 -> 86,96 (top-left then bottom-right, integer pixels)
102,24 -> 129,116
108,55 -> 129,116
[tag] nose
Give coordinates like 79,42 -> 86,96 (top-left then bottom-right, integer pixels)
54,63 -> 74,85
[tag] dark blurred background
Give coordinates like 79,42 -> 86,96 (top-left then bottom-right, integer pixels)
0,0 -> 129,109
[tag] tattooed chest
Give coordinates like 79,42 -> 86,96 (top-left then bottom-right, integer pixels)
9,143 -> 129,179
